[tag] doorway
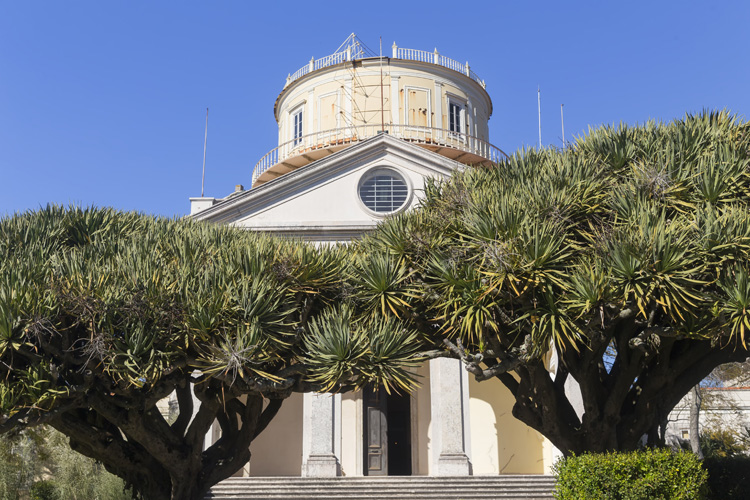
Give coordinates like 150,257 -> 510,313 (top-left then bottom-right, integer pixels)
363,386 -> 412,476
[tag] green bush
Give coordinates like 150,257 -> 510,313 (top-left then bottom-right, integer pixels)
40,431 -> 131,500
553,448 -> 707,500
29,480 -> 57,500
0,431 -> 39,500
700,428 -> 748,458
703,455 -> 750,500
0,428 -> 131,500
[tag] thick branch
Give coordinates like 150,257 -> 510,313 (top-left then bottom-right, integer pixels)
443,338 -> 523,381
171,382 -> 193,437
253,398 -> 283,439
52,410 -> 170,499
204,394 -> 265,487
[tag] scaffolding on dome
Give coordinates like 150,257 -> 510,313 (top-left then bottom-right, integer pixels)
333,33 -> 378,59
285,33 -> 378,86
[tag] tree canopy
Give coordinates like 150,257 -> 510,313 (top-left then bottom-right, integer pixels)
357,110 -> 750,453
0,207 -> 419,500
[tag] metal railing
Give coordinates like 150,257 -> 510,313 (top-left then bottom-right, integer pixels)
284,40 -> 485,89
252,124 -> 506,184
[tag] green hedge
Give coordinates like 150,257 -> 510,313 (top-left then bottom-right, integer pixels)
552,448 -> 707,500
703,455 -> 750,500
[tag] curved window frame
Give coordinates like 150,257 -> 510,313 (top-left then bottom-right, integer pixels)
357,167 -> 412,217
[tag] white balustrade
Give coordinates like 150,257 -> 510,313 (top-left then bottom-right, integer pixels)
284,42 -> 486,89
252,124 -> 506,184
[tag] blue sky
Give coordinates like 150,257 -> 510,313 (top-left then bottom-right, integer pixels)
2,1 -> 748,217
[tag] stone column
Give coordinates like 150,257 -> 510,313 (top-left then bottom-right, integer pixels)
302,392 -> 341,477
430,358 -> 472,475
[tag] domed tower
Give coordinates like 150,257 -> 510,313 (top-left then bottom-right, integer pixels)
191,34 -> 506,242
253,34 -> 503,187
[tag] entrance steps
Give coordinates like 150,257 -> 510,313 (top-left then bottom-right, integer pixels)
206,475 -> 556,499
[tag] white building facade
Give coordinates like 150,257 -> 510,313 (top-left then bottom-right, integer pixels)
190,35 -> 557,477
667,386 -> 750,448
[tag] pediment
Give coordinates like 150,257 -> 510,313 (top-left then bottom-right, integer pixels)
191,134 -> 465,240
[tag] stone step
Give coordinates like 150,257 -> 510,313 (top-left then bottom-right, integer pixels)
207,494 -> 554,499
212,477 -> 556,486
206,476 -> 556,499
209,483 -> 556,490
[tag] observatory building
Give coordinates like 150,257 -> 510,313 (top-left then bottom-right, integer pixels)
190,34 -> 504,242
190,35 -> 556,478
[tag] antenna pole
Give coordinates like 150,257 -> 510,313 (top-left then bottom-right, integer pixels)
561,103 -> 565,148
537,87 -> 542,148
201,107 -> 208,197
380,37 -> 385,132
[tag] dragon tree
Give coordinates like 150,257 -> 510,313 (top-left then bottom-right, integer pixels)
357,110 -> 750,454
0,207 -> 421,500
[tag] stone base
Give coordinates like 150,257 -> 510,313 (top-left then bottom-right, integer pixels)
437,453 -> 472,476
303,454 -> 340,477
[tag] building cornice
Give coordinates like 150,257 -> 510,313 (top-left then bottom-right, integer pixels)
191,133 -> 465,224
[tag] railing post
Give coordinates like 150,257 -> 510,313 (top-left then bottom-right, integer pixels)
392,42 -> 398,58
309,57 -> 314,72
465,62 -> 470,77
433,48 -> 439,65
346,47 -> 351,61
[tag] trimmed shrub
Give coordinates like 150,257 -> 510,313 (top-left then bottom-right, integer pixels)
703,455 -> 750,500
553,448 -> 707,500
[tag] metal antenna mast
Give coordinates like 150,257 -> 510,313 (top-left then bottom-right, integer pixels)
201,107 -> 208,197
537,87 -> 542,148
561,103 -> 565,148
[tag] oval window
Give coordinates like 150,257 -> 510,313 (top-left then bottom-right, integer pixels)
358,169 -> 409,214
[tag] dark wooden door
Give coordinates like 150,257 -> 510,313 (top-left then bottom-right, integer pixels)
363,387 -> 413,476
363,386 -> 388,476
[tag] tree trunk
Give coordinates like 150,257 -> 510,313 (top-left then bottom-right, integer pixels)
689,384 -> 703,459
47,384 -> 286,500
494,334 -> 750,455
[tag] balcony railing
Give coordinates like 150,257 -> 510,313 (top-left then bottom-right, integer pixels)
392,46 -> 485,88
252,124 -> 507,185
284,39 -> 485,89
